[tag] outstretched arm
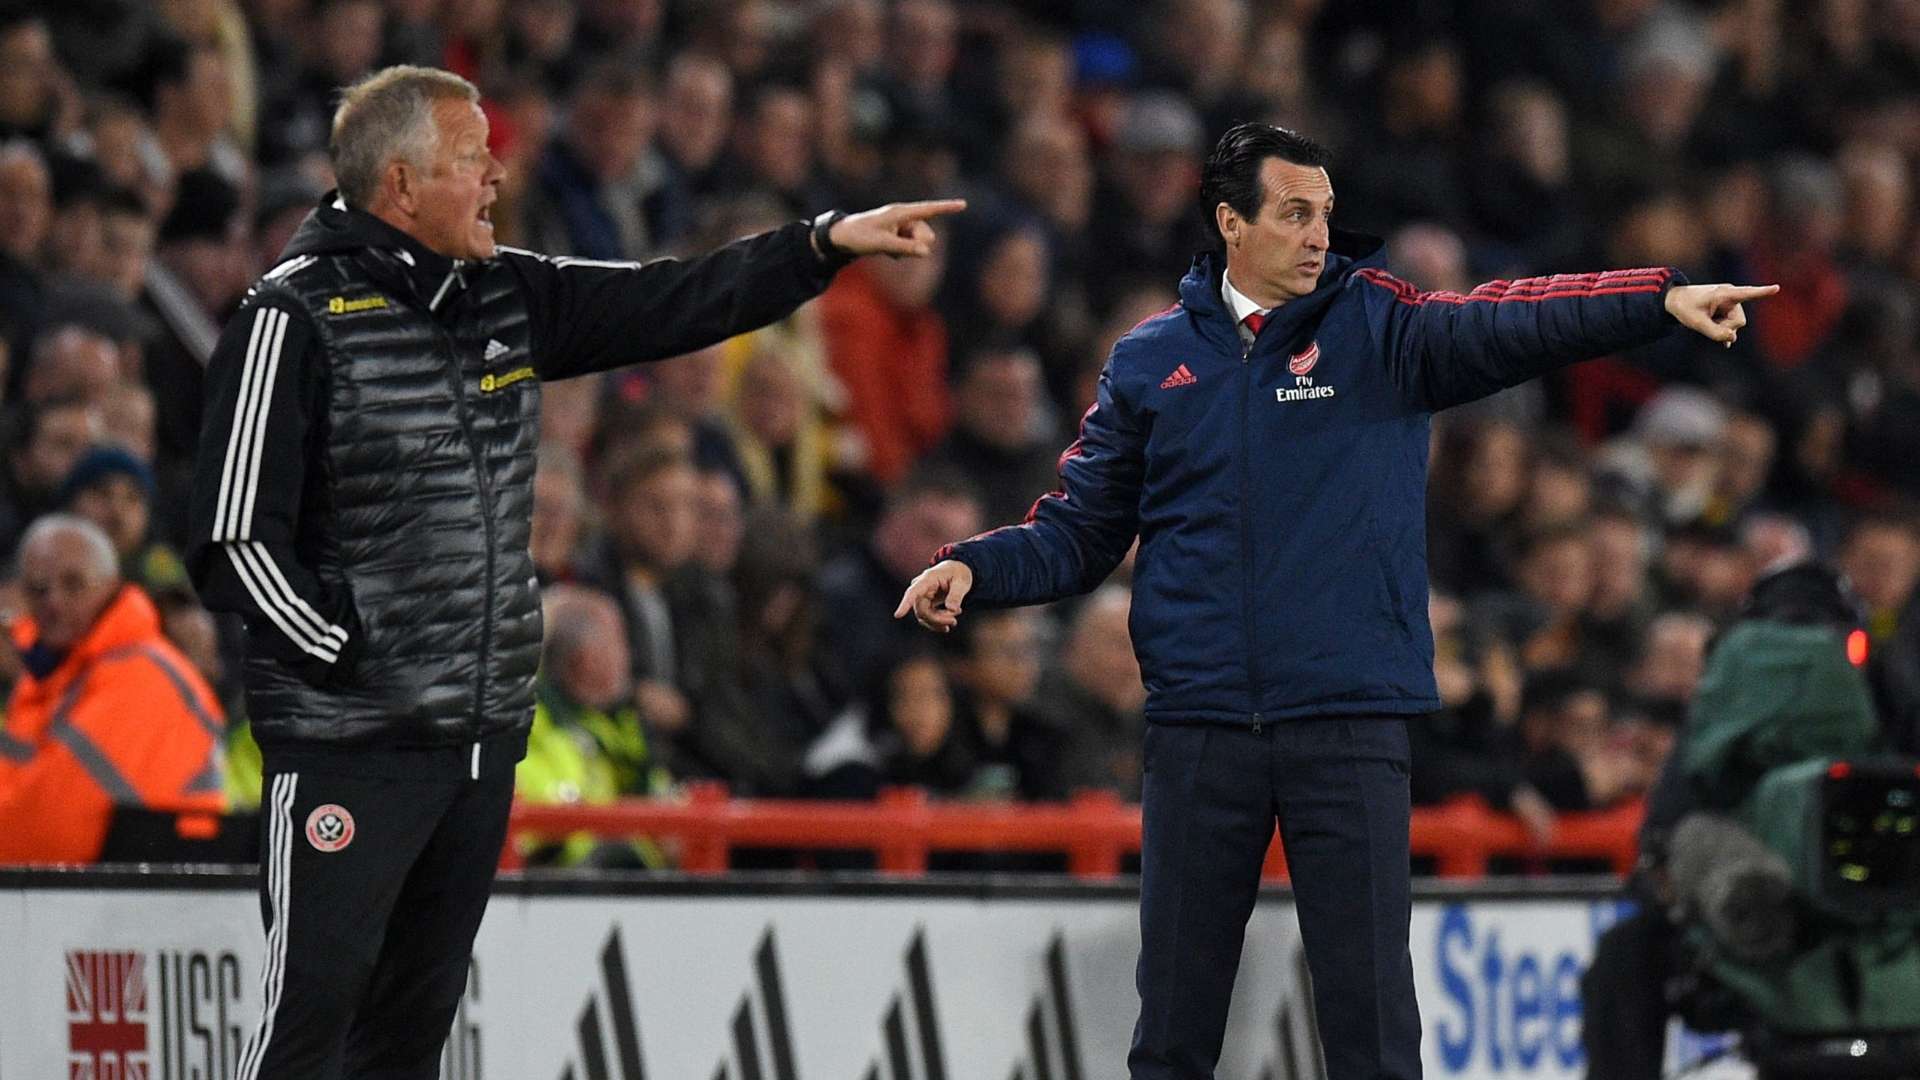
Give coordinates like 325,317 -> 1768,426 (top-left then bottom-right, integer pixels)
508,200 -> 965,380
896,362 -> 1145,631
1358,264 -> 1779,411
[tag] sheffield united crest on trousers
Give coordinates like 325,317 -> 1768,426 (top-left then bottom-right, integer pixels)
305,805 -> 355,852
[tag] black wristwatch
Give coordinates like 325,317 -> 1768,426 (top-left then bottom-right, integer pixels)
811,209 -> 854,267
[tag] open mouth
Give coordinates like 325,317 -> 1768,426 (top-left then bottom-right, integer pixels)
476,202 -> 494,230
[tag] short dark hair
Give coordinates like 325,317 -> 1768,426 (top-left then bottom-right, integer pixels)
1199,123 -> 1332,242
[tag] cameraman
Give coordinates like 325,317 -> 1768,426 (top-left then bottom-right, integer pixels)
1580,563 -> 1874,1079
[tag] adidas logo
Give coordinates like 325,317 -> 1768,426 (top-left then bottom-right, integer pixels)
1159,364 -> 1197,389
553,922 -> 1087,1080
484,338 -> 510,361
1005,933 -> 1086,1080
559,927 -> 647,1080
860,929 -> 949,1080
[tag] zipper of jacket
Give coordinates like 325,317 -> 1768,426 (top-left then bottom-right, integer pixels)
1239,332 -> 1263,735
436,314 -> 496,740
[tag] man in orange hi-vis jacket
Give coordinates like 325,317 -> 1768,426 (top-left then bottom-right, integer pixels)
0,514 -> 225,864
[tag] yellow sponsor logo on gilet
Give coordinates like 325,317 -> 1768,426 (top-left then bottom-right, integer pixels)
481,366 -> 536,392
327,294 -> 389,314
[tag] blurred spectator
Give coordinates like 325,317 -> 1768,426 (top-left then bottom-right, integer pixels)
532,444 -> 589,584
1342,38 -> 1469,233
724,82 -> 834,218
817,230 -> 949,488
0,515 -> 224,864
1623,610 -> 1714,722
257,0 -> 382,168
1601,386 -> 1726,526
144,169 -> 246,492
44,153 -> 106,282
656,54 -> 733,212
1703,406 -> 1778,527
583,446 -> 785,794
523,62 -> 664,260
1414,589 -> 1552,842
692,466 -> 744,578
1658,520 -> 1758,621
0,396 -> 103,554
100,382 -> 157,463
726,339 -> 833,519
584,444 -> 698,697
58,444 -> 189,596
505,0 -> 583,98
1749,156 -> 1851,368
23,324 -> 118,407
538,372 -> 604,463
868,646 -> 978,795
1521,432 -> 1592,533
1087,91 -> 1208,313
635,343 -> 746,482
920,346 -> 1058,528
1837,140 -> 1910,277
1840,511 -> 1920,649
946,606 -> 1059,800
1480,522 -> 1596,674
95,186 -> 156,302
816,465 -> 980,700
1028,585 -> 1146,800
1517,672 -> 1645,811
997,110 -> 1093,244
882,0 -> 958,121
940,215 -> 1053,364
1472,80 -> 1585,270
1846,285 -> 1920,500
0,141 -> 51,350
135,35 -> 245,185
1428,417 -> 1529,597
1574,19 -> 1717,211
733,504 -> 844,762
518,583 -> 668,867
568,0 -> 665,67
0,12 -> 72,146
1586,503 -> 1659,672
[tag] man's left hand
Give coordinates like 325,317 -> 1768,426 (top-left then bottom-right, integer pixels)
829,199 -> 968,258
1664,283 -> 1780,347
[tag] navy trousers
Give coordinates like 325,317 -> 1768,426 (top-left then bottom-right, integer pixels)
1128,717 -> 1422,1080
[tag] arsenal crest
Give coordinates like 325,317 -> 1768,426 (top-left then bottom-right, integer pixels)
1288,342 -> 1321,376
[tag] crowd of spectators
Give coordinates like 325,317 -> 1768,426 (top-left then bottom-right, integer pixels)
0,0 -> 1916,868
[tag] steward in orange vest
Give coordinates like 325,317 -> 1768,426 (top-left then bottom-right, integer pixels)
0,515 -> 225,863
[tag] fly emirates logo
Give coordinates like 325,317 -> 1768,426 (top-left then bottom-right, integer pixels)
1275,340 -> 1335,403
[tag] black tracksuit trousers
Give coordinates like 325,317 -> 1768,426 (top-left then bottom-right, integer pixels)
232,759 -> 514,1080
1128,716 -> 1423,1080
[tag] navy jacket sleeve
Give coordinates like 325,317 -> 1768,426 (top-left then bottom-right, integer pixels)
1355,267 -> 1686,411
499,221 -> 843,380
935,362 -> 1144,607
186,290 -> 362,686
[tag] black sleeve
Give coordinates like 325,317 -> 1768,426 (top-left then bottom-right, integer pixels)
185,290 -> 361,685
500,221 -> 845,380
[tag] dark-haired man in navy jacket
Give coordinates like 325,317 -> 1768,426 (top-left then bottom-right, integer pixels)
897,122 -> 1775,1080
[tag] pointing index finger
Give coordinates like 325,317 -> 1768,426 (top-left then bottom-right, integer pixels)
889,198 -> 968,221
1722,284 -> 1781,300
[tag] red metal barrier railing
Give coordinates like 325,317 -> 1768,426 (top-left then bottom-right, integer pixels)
503,785 -> 1645,880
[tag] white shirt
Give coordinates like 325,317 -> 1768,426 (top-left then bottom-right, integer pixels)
1221,271 -> 1270,346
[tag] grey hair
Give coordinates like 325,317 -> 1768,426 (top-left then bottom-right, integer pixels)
19,513 -> 119,582
329,65 -> 478,210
